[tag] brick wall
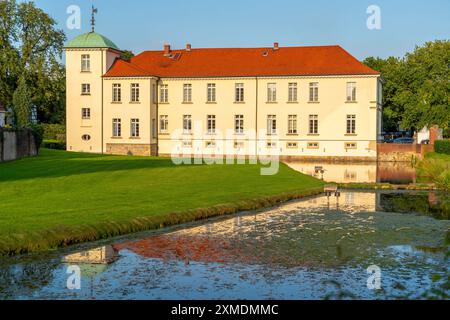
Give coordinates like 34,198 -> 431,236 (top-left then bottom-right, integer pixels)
377,143 -> 434,162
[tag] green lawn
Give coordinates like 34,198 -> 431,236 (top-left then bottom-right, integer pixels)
0,149 -> 323,255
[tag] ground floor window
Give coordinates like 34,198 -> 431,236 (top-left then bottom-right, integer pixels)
307,142 -> 319,149
82,108 -> 90,119
207,115 -> 216,134
286,142 -> 298,148
235,115 -> 244,134
183,115 -> 192,134
112,118 -> 121,137
131,119 -> 140,137
345,142 -> 357,149
346,115 -> 356,134
309,115 -> 318,134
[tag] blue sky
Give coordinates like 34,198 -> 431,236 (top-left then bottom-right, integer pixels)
31,0 -> 449,60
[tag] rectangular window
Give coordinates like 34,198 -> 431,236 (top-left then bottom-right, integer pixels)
112,118 -> 121,137
267,115 -> 277,135
267,83 -> 277,102
345,142 -> 357,149
207,115 -> 216,134
234,115 -> 244,134
205,141 -> 216,148
235,83 -> 244,102
346,82 -> 357,102
207,83 -> 216,102
288,115 -> 297,134
81,83 -> 90,95
131,83 -> 140,102
160,115 -> 168,133
183,84 -> 192,103
160,84 -> 168,103
234,141 -> 244,149
309,115 -> 318,134
183,115 -> 192,134
307,142 -> 319,149
112,84 -> 121,102
288,83 -> 298,102
346,115 -> 356,134
81,108 -> 90,119
182,141 -> 192,148
267,141 -> 277,148
131,119 -> 140,137
81,54 -> 90,72
286,142 -> 298,148
309,82 -> 319,102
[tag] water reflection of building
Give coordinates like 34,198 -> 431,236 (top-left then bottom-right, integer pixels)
63,245 -> 118,264
285,161 -> 416,184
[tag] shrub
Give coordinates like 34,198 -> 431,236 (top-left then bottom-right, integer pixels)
435,140 -> 450,155
29,123 -> 44,149
42,123 -> 66,142
41,139 -> 66,150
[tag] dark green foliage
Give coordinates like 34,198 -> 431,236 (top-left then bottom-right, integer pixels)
42,123 -> 65,141
435,140 -> 450,155
41,139 -> 65,150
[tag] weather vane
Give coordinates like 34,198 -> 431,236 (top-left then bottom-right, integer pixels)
91,5 -> 98,32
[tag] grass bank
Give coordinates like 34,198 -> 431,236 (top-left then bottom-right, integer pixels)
416,152 -> 450,192
0,149 -> 324,256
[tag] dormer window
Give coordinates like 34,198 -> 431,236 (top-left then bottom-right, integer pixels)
81,54 -> 90,72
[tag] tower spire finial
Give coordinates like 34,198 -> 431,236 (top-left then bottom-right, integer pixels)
91,5 -> 98,32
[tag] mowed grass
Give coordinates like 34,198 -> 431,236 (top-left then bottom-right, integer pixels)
0,149 -> 323,255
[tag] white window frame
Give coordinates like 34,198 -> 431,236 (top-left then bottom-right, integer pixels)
309,115 -> 318,134
183,84 -> 192,103
81,108 -> 90,119
160,84 -> 168,103
207,83 -> 216,102
309,82 -> 319,102
112,84 -> 121,102
235,83 -> 244,102
234,114 -> 244,134
131,118 -> 140,137
81,54 -> 90,72
207,115 -> 216,134
267,115 -> 277,135
160,115 -> 168,133
346,114 -> 356,134
81,83 -> 90,95
346,82 -> 357,102
131,83 -> 140,102
112,118 -> 121,137
288,82 -> 297,102
267,83 -> 277,102
183,115 -> 192,134
288,115 -> 297,134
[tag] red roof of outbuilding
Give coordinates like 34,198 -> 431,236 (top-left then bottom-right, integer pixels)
104,45 -> 380,78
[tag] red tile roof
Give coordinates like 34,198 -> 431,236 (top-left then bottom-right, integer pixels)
104,45 -> 380,78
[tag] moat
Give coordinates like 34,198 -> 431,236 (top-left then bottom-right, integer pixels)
0,190 -> 448,300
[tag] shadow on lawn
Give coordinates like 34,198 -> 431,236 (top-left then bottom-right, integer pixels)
0,149 -> 188,182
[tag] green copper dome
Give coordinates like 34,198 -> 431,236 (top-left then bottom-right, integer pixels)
65,32 -> 120,50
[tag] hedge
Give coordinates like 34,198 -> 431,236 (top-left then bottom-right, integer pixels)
435,140 -> 450,155
42,139 -> 66,150
42,123 -> 66,142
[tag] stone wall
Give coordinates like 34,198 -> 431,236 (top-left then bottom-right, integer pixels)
106,143 -> 158,156
0,128 -> 38,162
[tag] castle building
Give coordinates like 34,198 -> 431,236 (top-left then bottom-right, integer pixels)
65,32 -> 382,161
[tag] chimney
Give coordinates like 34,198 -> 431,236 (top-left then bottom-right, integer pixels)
186,43 -> 192,52
273,42 -> 279,51
164,43 -> 171,56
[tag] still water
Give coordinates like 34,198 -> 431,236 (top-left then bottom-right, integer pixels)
0,191 -> 448,300
285,161 -> 417,184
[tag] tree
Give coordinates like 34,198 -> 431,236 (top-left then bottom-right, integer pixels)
120,50 -> 135,61
0,0 -> 66,125
364,40 -> 450,133
398,41 -> 450,131
12,77 -> 31,127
